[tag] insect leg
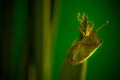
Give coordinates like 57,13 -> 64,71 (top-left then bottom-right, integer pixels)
88,20 -> 94,29
77,12 -> 83,25
80,27 -> 86,37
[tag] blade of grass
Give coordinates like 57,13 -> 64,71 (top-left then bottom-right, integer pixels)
43,0 -> 52,80
59,60 -> 87,80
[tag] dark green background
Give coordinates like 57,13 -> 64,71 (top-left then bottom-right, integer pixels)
52,0 -> 120,80
0,0 -> 120,80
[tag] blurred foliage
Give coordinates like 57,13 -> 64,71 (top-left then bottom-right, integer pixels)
0,0 -> 120,80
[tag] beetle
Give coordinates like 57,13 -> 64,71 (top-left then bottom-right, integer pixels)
65,12 -> 109,65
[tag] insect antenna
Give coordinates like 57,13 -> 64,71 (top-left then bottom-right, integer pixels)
96,20 -> 109,32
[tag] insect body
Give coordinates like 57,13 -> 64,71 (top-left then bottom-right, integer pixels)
66,12 -> 109,65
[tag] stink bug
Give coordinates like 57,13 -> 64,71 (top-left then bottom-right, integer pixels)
65,12 -> 109,65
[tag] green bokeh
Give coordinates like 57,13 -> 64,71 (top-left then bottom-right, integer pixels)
12,0 -> 28,79
52,0 -> 120,80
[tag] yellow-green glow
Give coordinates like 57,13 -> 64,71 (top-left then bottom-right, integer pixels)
79,43 -> 102,64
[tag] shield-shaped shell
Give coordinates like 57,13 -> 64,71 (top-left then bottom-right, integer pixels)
65,12 -> 109,65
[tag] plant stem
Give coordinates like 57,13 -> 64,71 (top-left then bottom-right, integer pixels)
59,60 -> 87,80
